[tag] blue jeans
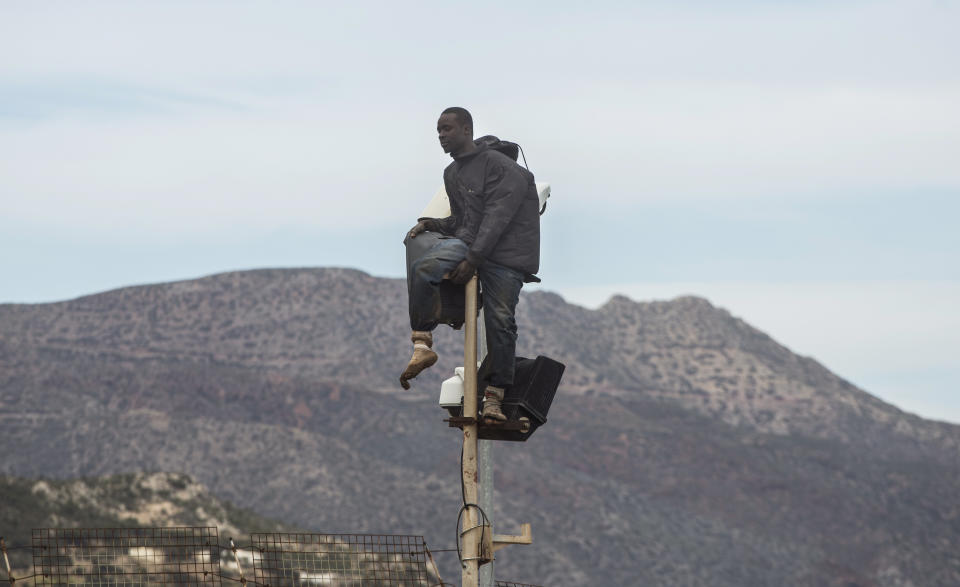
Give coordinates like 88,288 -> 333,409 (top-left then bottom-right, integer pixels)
407,237 -> 524,388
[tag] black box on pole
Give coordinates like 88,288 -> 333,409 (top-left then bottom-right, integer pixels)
478,355 -> 565,441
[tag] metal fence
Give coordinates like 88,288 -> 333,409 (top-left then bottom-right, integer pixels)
30,527 -> 221,585
0,527 -> 540,586
251,532 -> 431,586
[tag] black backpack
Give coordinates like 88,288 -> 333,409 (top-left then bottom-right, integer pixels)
475,135 -> 525,168
475,135 -> 546,215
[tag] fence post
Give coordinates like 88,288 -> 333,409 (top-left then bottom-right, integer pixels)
0,537 -> 14,585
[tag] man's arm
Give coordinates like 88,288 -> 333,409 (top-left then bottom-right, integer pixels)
408,215 -> 455,240
419,215 -> 457,235
409,170 -> 460,239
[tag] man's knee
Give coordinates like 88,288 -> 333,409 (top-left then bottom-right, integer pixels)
483,284 -> 520,317
485,304 -> 518,335
411,255 -> 445,282
412,244 -> 466,280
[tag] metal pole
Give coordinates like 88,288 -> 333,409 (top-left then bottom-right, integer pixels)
477,310 -> 494,587
461,275 -> 480,587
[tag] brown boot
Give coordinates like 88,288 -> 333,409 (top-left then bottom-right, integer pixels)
481,386 -> 507,422
399,331 -> 438,390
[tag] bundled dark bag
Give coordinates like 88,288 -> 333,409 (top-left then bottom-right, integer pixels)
476,135 -> 547,217
403,231 -> 480,329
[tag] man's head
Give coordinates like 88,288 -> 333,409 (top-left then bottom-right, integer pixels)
437,107 -> 475,155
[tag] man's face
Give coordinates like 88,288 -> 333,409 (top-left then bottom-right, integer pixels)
437,113 -> 471,154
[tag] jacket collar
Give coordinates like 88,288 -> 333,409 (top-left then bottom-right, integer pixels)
452,141 -> 488,161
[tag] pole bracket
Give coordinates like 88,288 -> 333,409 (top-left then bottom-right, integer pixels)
491,523 -> 533,553
445,416 -> 477,427
445,416 -> 530,433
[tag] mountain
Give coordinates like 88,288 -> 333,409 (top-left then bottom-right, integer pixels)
1,268 -> 958,586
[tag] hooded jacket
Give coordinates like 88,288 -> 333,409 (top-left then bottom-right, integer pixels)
421,142 -> 541,278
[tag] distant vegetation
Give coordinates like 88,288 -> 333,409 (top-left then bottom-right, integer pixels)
0,472 -> 291,575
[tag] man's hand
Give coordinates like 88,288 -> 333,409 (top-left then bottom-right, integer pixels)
449,259 -> 476,284
407,220 -> 429,240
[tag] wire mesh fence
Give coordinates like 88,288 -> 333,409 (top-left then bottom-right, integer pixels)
0,528 -> 540,586
250,532 -> 432,586
30,526 -> 222,585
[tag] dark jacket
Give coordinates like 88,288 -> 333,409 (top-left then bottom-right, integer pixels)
421,143 -> 540,278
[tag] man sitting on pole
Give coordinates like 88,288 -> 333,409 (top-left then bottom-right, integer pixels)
400,106 -> 541,422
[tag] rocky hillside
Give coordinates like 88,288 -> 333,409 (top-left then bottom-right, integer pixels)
1,268 -> 958,586
0,472 -> 290,579
2,268 -> 953,455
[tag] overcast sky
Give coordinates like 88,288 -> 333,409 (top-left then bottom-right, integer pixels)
2,1 -> 958,423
